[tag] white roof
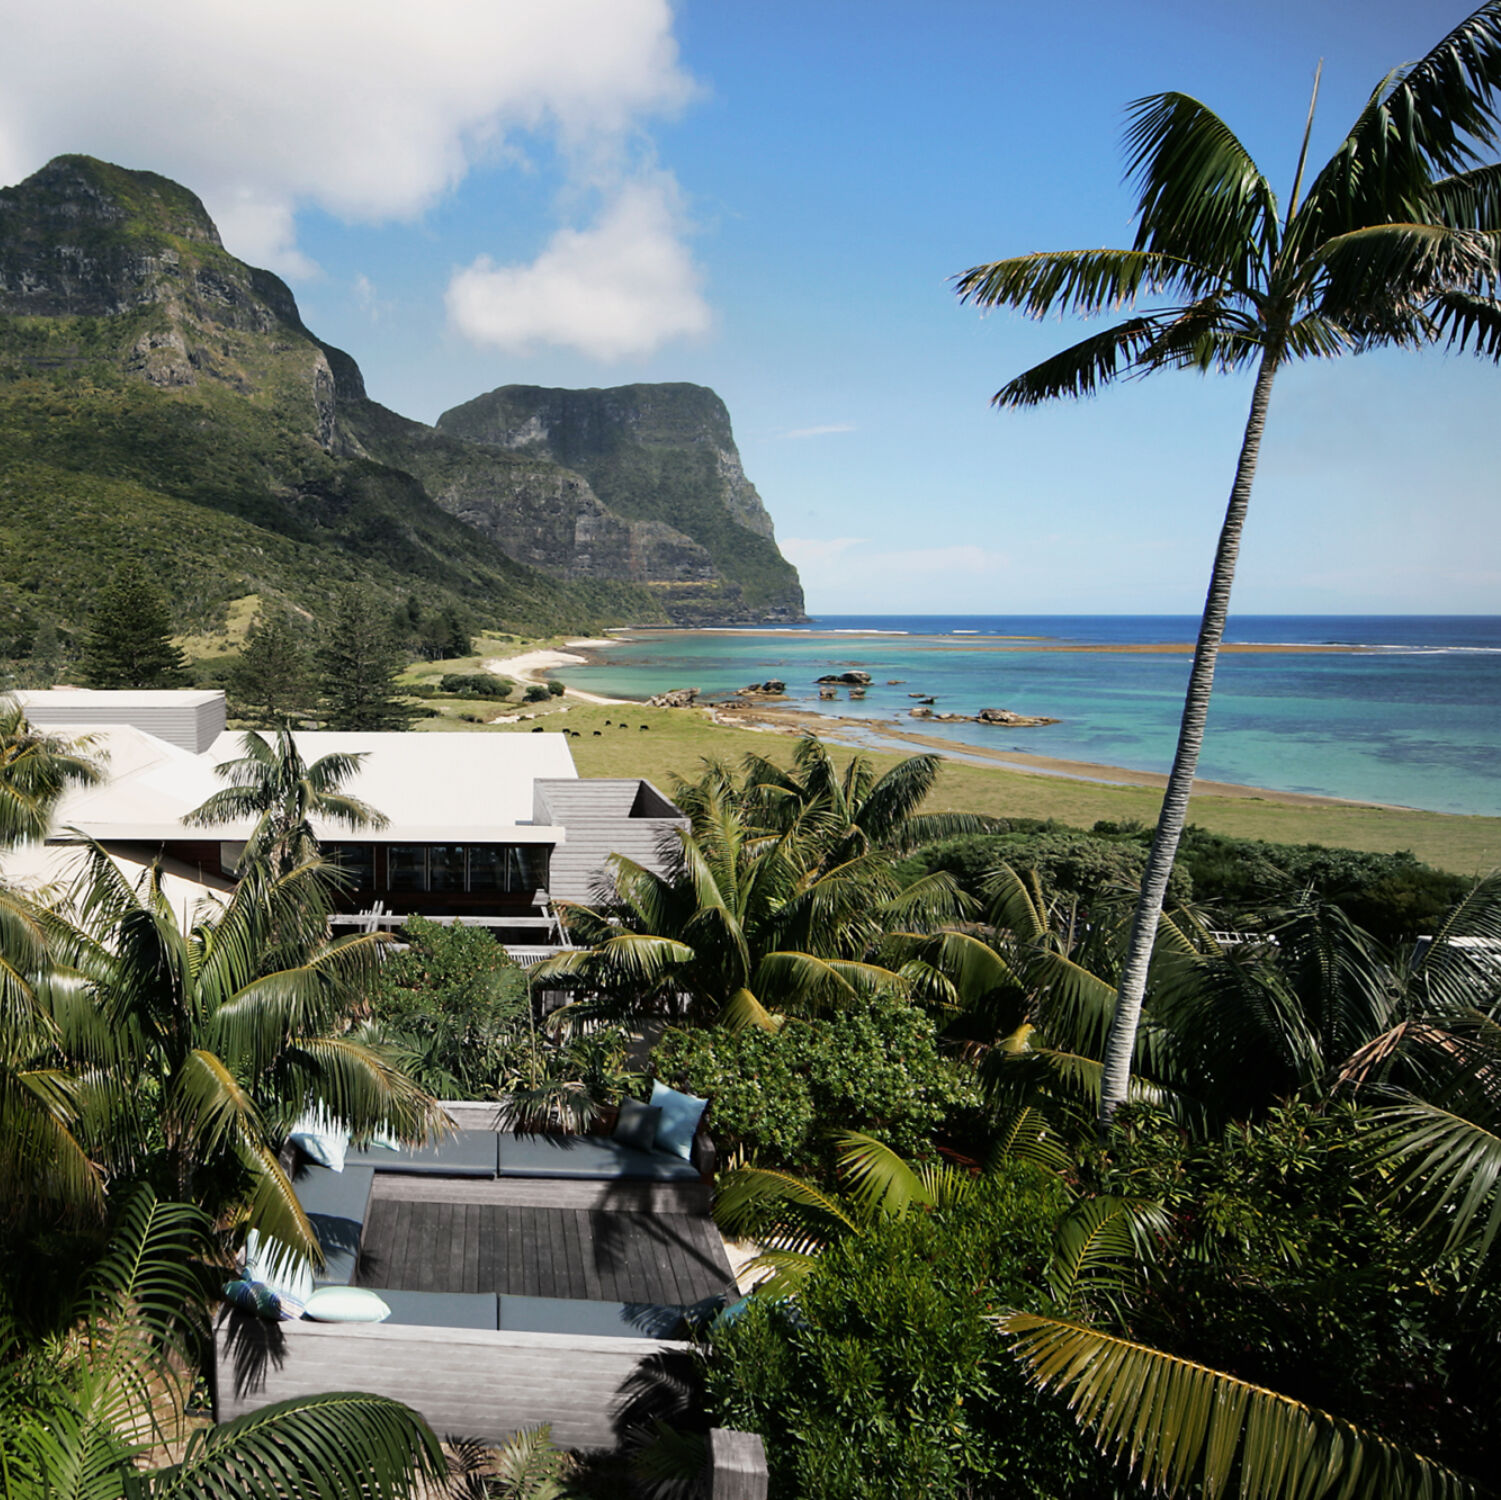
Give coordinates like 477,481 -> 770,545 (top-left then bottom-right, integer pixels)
47,726 -> 580,844
16,689 -> 224,708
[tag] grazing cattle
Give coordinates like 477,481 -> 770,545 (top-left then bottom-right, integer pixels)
531,726 -> 543,732
639,724 -> 648,731
593,730 -> 602,736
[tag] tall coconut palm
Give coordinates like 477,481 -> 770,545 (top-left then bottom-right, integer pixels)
956,6 -> 1501,1129
183,728 -> 387,880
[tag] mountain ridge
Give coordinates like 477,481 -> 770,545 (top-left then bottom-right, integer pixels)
0,154 -> 804,669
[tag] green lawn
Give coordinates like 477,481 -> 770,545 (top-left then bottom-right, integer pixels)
418,698 -> 1501,876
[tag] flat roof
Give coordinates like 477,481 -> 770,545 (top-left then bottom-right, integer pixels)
16,688 -> 225,707
45,727 -> 580,844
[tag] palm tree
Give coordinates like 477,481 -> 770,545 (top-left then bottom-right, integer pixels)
0,1186 -> 446,1500
999,1311 -> 1479,1500
539,780 -> 960,1031
955,5 -> 1501,1129
736,735 -> 994,868
183,728 -> 387,879
60,844 -> 443,1269
1,693 -> 102,849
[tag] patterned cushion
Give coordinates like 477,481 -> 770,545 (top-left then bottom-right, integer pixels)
223,1278 -> 282,1320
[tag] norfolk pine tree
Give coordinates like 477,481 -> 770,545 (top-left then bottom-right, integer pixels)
78,561 -> 189,689
316,587 -> 413,731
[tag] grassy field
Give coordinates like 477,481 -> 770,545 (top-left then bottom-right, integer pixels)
414,693 -> 1501,876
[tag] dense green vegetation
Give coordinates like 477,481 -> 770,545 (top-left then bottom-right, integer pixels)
904,820 -> 1472,946
957,0 -> 1501,1134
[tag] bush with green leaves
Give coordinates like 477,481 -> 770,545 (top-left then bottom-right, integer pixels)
368,917 -> 531,1097
901,824 -> 1192,910
651,996 -> 976,1175
706,1166 -> 1117,1500
438,672 -> 512,698
522,683 -> 550,703
1092,1101 -> 1498,1478
545,679 -> 565,697
1167,827 -> 1472,943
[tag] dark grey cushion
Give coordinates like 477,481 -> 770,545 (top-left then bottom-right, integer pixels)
496,1133 -> 700,1182
293,1165 -> 375,1223
375,1290 -> 500,1330
498,1294 -> 686,1340
345,1130 -> 499,1177
310,1217 -> 363,1287
612,1100 -> 662,1153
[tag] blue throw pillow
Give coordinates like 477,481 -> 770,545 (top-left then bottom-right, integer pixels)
649,1079 -> 708,1161
223,1278 -> 282,1320
612,1099 -> 662,1153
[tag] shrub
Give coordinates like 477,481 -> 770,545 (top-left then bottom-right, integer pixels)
545,679 -> 565,697
651,997 -> 976,1175
904,826 -> 1191,908
438,671 -> 511,698
522,683 -> 550,703
367,917 -> 530,1097
706,1168 -> 1117,1499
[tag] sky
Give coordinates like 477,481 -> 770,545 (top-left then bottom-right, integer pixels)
2,0 -> 1497,616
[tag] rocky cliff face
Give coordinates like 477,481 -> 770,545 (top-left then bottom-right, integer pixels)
0,155 -> 805,634
0,155 -> 669,652
438,383 -> 805,623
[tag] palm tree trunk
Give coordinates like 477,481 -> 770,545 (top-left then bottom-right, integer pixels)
1097,346 -> 1281,1132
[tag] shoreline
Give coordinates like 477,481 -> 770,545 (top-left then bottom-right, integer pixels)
483,639 -> 632,707
499,628 -> 1485,820
712,705 -> 1395,809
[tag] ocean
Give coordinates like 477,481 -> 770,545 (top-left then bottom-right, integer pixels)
552,616 -> 1501,818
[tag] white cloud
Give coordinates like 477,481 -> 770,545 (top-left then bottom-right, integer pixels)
0,0 -> 695,279
445,174 -> 710,360
781,423 -> 857,440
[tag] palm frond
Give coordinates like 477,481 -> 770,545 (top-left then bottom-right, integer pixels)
1046,1196 -> 1166,1317
157,1392 -> 445,1500
1124,91 -> 1280,285
1000,1311 -> 1479,1500
954,248 -> 1202,318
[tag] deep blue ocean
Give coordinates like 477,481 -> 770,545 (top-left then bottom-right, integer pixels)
555,616 -> 1501,817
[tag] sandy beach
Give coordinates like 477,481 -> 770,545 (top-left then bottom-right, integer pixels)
483,638 -> 631,706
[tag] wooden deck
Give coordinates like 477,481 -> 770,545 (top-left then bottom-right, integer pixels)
357,1196 -> 734,1305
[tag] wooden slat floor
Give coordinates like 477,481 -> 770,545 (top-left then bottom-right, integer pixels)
357,1199 -> 735,1305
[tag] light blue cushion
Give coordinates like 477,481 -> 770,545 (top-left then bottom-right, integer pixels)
649,1080 -> 708,1161
303,1286 -> 391,1323
288,1108 -> 349,1172
496,1133 -> 699,1182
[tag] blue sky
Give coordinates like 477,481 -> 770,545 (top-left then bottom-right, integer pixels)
3,1 -> 1496,614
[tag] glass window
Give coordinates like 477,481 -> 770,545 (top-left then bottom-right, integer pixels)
327,844 -> 375,888
510,845 -> 548,894
428,844 -> 467,893
387,846 -> 427,892
468,845 -> 505,892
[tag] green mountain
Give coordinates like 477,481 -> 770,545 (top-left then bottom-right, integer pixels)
0,155 -> 805,669
437,383 -> 806,624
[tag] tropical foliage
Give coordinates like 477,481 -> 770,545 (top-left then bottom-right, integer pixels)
538,761 -> 965,1032
183,727 -> 388,879
0,1187 -> 447,1500
957,0 -> 1501,1130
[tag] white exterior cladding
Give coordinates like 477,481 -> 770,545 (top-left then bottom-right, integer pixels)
16,688 -> 227,753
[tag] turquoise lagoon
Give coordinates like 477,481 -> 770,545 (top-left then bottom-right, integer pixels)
553,616 -> 1501,818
